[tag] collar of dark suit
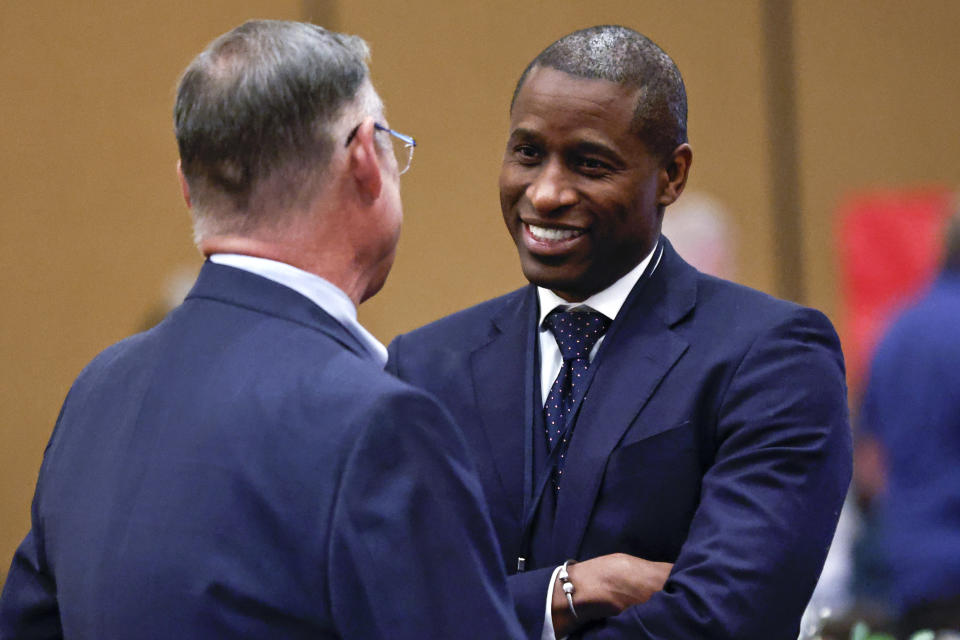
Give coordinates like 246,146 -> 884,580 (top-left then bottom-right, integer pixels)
624,236 -> 697,328
185,261 -> 374,362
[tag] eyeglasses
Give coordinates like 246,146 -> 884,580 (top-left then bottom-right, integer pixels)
345,122 -> 417,175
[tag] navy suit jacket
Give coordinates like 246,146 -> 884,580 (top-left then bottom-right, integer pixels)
1,262 -> 524,639
387,239 -> 852,639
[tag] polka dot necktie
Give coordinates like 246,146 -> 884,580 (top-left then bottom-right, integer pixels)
542,308 -> 611,491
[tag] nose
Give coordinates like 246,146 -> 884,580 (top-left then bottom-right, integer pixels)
526,159 -> 577,214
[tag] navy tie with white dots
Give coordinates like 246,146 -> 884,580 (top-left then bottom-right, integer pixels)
542,308 -> 611,491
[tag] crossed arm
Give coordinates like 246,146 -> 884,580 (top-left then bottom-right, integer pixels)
548,555 -> 673,637
519,309 -> 853,639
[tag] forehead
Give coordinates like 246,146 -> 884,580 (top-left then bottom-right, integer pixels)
509,67 -> 639,142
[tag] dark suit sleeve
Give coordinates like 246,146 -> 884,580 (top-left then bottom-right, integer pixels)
507,567 -> 558,638
580,308 -> 852,640
0,520 -> 63,639
326,387 -> 524,639
1,413 -> 64,639
390,336 -> 553,639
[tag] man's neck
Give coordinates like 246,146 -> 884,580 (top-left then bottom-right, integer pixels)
200,234 -> 367,306
537,239 -> 661,325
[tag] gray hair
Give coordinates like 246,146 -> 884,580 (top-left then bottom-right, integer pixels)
174,20 -> 373,238
511,25 -> 687,163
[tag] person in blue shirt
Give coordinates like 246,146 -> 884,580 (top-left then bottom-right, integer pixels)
859,205 -> 960,635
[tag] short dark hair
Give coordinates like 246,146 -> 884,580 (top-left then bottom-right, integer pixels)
174,20 -> 370,230
511,25 -> 687,163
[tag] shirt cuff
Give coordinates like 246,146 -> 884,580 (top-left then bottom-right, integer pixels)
541,565 -> 565,640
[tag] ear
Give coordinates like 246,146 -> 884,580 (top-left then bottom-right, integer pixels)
657,143 -> 693,207
346,118 -> 383,203
176,160 -> 192,209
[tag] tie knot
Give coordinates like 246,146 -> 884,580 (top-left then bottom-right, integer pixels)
543,308 -> 611,361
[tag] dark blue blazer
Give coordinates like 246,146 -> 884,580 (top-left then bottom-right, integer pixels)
387,239 -> 852,639
1,262 -> 523,639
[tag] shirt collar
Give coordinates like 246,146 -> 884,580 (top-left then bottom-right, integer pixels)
536,239 -> 662,326
208,253 -> 388,366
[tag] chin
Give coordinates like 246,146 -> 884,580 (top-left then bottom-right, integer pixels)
520,267 -> 584,300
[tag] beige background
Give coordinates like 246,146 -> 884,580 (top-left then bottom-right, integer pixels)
2,0 -> 959,583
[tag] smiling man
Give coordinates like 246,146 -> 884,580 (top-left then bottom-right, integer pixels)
388,25 -> 852,639
501,65 -> 686,302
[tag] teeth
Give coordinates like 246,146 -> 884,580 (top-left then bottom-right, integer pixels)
527,224 -> 584,242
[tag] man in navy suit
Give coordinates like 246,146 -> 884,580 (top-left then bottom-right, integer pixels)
0,20 -> 523,639
387,26 -> 852,639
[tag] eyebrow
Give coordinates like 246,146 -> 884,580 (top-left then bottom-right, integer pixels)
507,127 -> 627,168
509,128 -> 619,154
574,140 -> 621,158
507,127 -> 543,143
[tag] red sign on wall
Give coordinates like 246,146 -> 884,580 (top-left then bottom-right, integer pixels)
837,186 -> 954,397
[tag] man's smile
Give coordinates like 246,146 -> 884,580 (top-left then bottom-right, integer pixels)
522,222 -> 588,255
525,223 -> 585,242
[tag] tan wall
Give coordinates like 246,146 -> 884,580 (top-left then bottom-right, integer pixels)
2,0 -> 959,584
793,0 -> 960,332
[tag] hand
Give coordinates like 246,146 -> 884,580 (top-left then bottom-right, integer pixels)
552,553 -> 672,637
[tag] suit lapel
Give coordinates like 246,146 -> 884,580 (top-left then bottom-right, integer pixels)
552,240 -> 697,559
469,287 -> 538,523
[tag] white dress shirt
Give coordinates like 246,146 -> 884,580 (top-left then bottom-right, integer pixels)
537,241 -> 662,640
208,253 -> 388,367
536,243 -> 662,403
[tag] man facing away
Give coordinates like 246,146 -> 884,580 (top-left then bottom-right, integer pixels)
0,20 -> 524,639
387,25 -> 853,639
858,206 -> 960,636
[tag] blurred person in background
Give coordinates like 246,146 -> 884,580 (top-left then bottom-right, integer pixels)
0,20 -> 523,639
856,204 -> 960,637
659,190 -> 737,281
